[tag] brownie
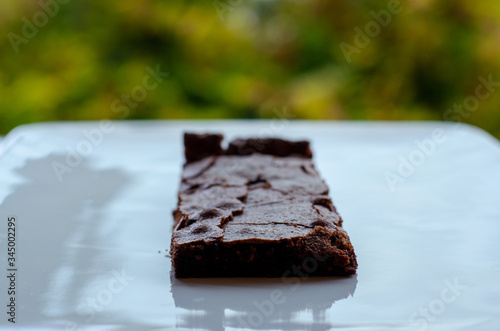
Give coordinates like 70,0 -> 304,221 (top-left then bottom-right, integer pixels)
184,133 -> 223,163
171,133 -> 357,277
226,137 -> 312,158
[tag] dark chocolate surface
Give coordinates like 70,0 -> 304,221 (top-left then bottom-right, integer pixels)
172,133 -> 357,277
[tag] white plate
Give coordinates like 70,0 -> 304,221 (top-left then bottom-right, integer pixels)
0,120 -> 499,331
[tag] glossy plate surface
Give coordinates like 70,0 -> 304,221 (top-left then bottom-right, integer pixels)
0,120 -> 499,330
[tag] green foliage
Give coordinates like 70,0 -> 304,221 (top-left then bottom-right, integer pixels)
1,0 -> 500,137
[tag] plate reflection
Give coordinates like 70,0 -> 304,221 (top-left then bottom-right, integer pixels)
171,272 -> 357,330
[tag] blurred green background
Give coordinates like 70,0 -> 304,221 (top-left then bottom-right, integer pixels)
2,0 -> 500,137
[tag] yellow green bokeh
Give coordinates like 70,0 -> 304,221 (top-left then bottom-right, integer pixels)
1,0 -> 500,137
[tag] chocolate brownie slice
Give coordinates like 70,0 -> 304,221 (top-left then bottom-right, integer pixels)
171,133 -> 357,277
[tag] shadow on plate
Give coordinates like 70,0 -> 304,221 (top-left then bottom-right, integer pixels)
1,153 -> 133,328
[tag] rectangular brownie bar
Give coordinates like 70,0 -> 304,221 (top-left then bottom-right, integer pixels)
171,133 -> 357,277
